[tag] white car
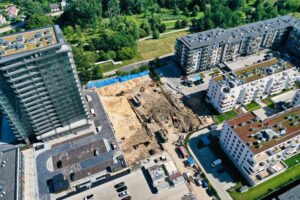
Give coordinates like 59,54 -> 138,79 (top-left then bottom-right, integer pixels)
119,191 -> 129,197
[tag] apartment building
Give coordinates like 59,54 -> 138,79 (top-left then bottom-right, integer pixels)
175,16 -> 300,74
0,26 -> 88,143
290,90 -> 300,107
207,58 -> 297,113
220,106 -> 300,186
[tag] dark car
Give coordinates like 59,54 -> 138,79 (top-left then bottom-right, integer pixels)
202,180 -> 209,188
114,182 -> 125,189
121,196 -> 132,200
206,188 -> 214,197
116,186 -> 127,193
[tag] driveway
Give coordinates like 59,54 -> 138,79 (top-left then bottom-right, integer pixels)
188,129 -> 235,200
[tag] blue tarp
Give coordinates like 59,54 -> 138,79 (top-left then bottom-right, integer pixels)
187,156 -> 195,166
87,70 -> 149,89
201,135 -> 211,145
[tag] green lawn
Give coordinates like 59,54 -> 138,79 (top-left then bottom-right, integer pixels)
245,102 -> 261,111
214,110 -> 238,124
262,98 -> 275,109
229,164 -> 300,200
100,30 -> 190,75
284,153 -> 300,168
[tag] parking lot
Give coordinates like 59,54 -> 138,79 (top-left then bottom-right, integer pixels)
155,62 -> 211,96
65,168 -> 190,200
188,129 -> 235,200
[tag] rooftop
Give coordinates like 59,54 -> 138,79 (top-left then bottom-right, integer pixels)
179,15 -> 300,50
227,106 -> 300,154
213,58 -> 294,86
278,183 -> 300,200
0,144 -> 19,200
0,27 -> 58,57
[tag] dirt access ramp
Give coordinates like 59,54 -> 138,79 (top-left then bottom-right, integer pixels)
97,76 -> 160,165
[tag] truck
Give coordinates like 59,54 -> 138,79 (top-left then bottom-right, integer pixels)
178,146 -> 189,158
211,159 -> 222,167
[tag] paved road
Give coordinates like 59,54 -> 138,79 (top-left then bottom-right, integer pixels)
0,21 -> 25,34
138,28 -> 189,42
102,53 -> 175,76
188,129 -> 234,200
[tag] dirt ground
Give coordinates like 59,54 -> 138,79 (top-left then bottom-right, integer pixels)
97,76 -> 203,165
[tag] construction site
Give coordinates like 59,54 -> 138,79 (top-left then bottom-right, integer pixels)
96,75 -> 204,165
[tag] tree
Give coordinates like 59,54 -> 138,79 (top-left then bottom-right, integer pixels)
25,14 -> 53,29
175,20 -> 181,29
193,5 -> 200,16
181,19 -> 188,28
229,0 -> 245,10
103,0 -> 120,18
173,5 -> 180,15
140,20 -> 151,35
152,29 -> 160,39
117,47 -> 136,60
158,23 -> 167,33
183,7 -> 190,17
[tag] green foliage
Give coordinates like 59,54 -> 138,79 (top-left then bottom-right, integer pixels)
117,46 -> 137,60
285,153 -> 300,168
25,14 -> 54,29
245,102 -> 261,111
175,20 -> 181,29
152,29 -> 160,39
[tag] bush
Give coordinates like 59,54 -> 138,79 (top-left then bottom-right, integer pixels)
107,50 -> 116,60
117,47 -> 136,60
152,30 -> 160,39
175,20 -> 181,29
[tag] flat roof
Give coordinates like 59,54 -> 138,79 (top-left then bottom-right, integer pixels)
278,184 -> 300,200
228,106 -> 300,154
0,27 -> 58,57
213,58 -> 294,85
0,144 -> 19,200
179,15 -> 299,49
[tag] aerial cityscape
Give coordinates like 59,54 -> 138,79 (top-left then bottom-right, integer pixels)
0,1 -> 299,200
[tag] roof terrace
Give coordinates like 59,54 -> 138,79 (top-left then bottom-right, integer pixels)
228,106 -> 300,154
213,58 -> 294,86
0,27 -> 57,57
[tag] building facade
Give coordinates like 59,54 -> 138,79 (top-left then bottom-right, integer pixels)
207,58 -> 297,113
219,106 -> 300,186
290,90 -> 300,107
0,26 -> 88,143
175,16 -> 300,74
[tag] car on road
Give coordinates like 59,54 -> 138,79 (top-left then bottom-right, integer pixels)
114,182 -> 125,189
118,191 -> 129,198
116,186 -> 127,193
202,180 -> 209,188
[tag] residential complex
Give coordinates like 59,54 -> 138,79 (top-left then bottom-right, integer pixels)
207,58 -> 297,113
219,106 -> 300,186
0,26 -> 88,143
175,16 -> 300,74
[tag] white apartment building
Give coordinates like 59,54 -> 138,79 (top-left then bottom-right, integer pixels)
175,16 -> 300,74
220,106 -> 300,186
290,90 -> 300,107
207,58 -> 297,113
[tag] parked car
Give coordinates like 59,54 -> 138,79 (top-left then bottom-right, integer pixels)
202,180 -> 209,188
121,196 -> 132,200
114,182 -> 125,189
116,186 -> 127,193
206,188 -> 214,197
119,191 -> 129,198
211,159 -> 222,167
194,178 -> 202,186
83,194 -> 94,200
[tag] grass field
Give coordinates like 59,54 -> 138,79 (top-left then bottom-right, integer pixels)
229,164 -> 300,200
213,110 -> 238,124
245,102 -> 261,111
100,30 -> 190,74
284,153 -> 300,168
